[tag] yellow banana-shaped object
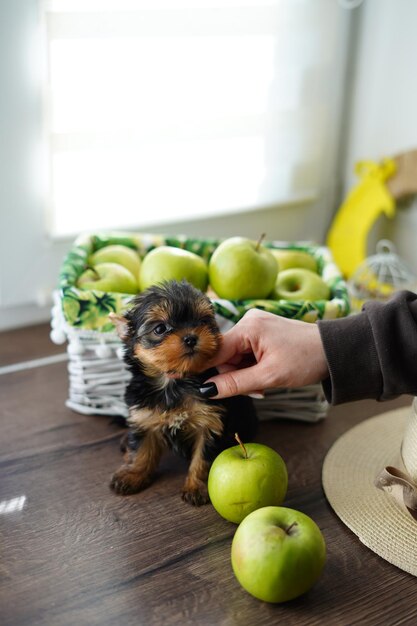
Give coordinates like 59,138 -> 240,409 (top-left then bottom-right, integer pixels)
327,159 -> 397,278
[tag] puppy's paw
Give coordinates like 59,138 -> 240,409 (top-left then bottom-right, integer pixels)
110,466 -> 151,495
181,481 -> 210,506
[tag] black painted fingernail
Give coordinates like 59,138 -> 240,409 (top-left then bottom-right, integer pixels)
199,382 -> 218,398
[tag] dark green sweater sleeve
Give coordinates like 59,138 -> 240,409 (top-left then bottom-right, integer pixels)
317,291 -> 417,405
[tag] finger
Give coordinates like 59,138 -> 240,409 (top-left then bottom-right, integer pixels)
216,353 -> 256,373
248,390 -> 265,399
211,365 -> 265,397
223,354 -> 246,366
209,321 -> 256,367
207,331 -> 242,369
216,363 -> 239,374
200,364 -> 265,399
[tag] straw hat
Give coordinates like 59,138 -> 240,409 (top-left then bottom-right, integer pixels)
322,399 -> 417,576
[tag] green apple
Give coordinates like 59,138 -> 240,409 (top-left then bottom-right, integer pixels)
273,268 -> 330,301
271,249 -> 317,273
208,438 -> 288,524
77,262 -> 138,294
139,246 -> 208,292
231,506 -> 326,603
89,245 -> 141,282
208,236 -> 278,300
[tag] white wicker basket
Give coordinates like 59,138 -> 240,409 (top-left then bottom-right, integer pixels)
51,292 -> 328,423
52,233 -> 350,423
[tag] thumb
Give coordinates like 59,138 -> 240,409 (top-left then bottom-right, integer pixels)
199,364 -> 263,399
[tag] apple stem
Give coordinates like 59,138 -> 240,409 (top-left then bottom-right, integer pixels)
285,522 -> 298,535
235,433 -> 248,459
255,233 -> 266,252
85,265 -> 100,280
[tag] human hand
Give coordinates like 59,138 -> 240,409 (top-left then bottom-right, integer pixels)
199,309 -> 329,399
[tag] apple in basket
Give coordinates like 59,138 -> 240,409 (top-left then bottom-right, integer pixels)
89,244 -> 142,283
207,435 -> 288,524
208,235 -> 278,300
139,246 -> 209,292
270,249 -> 318,273
231,506 -> 326,603
272,269 -> 330,301
77,263 -> 139,294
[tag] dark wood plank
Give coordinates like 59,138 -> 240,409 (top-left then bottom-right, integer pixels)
0,326 -> 416,626
0,322 -> 64,367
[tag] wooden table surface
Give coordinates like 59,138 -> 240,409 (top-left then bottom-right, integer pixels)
0,323 -> 415,626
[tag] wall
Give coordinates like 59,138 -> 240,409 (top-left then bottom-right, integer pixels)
0,1 -> 352,331
342,0 -> 417,272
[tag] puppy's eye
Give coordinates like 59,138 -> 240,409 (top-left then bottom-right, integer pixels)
153,323 -> 167,336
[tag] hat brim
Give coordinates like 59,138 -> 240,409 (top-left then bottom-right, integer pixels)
322,405 -> 417,576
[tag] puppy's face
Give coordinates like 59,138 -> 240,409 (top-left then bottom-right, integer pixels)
110,281 -> 221,377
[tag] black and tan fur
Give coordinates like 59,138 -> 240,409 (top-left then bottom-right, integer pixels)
109,280 -> 257,505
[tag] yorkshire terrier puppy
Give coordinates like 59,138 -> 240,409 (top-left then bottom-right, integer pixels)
109,279 -> 257,505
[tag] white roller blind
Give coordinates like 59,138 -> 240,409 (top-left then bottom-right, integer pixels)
44,0 -> 349,237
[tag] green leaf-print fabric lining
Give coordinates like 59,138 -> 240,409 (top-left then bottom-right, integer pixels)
58,232 -> 350,332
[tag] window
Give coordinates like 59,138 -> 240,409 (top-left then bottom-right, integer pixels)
44,0 -> 350,237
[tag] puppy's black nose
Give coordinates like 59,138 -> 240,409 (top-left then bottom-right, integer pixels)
183,334 -> 198,349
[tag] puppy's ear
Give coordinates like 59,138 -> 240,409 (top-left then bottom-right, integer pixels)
109,312 -> 130,341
